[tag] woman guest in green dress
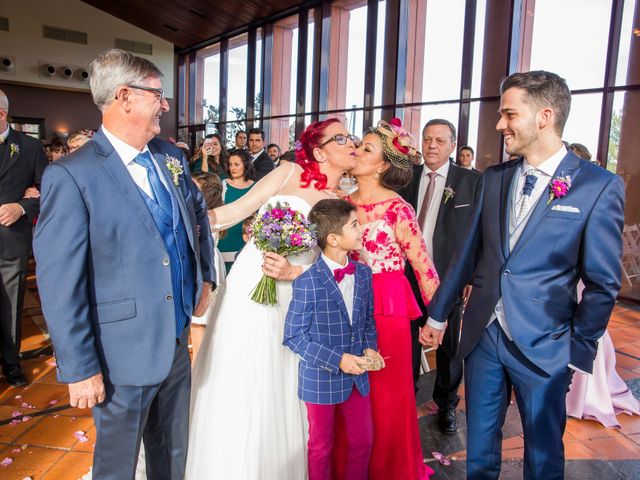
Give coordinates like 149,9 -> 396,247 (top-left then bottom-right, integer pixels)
218,149 -> 256,272
190,133 -> 228,178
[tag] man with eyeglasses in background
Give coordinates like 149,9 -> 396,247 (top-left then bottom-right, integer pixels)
34,49 -> 215,480
399,118 -> 480,435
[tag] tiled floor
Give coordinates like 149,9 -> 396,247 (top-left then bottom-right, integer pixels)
0,285 -> 639,479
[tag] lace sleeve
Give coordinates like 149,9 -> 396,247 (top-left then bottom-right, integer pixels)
210,162 -> 297,230
393,201 -> 440,305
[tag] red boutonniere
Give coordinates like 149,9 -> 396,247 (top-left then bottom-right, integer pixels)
547,175 -> 572,204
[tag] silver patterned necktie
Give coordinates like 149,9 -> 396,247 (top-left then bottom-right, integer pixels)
514,170 -> 539,227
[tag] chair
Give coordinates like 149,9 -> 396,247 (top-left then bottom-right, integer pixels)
420,346 -> 434,373
622,225 -> 640,287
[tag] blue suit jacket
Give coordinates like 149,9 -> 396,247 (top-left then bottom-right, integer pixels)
33,129 -> 215,386
283,257 -> 378,404
428,151 -> 624,374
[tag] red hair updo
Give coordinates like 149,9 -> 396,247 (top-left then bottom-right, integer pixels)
295,118 -> 341,190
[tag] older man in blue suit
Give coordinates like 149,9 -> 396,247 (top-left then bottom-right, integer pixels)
34,49 -> 215,480
421,71 -> 624,479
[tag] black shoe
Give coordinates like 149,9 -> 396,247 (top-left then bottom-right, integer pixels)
437,408 -> 458,435
3,364 -> 27,387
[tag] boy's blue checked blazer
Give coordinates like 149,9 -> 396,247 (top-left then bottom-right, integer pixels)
284,256 -> 378,404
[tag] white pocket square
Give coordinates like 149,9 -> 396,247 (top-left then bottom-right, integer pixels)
551,205 -> 580,213
454,203 -> 470,208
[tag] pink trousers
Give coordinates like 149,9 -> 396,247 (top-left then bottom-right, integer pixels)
305,387 -> 373,480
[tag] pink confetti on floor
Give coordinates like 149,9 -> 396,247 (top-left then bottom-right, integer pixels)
21,416 -> 32,422
74,431 -> 89,443
48,400 -> 58,406
0,457 -> 13,467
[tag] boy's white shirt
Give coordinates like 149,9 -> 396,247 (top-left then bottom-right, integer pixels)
321,253 -> 354,325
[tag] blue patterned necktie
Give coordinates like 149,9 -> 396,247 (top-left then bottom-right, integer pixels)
134,151 -> 173,217
515,170 -> 538,227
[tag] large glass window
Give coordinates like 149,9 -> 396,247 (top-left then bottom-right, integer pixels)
529,0 -> 612,90
562,93 -> 603,161
615,0 -> 639,86
422,0 -> 465,102
226,34 -> 249,146
199,44 -> 220,127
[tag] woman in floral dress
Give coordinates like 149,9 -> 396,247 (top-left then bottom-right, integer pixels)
341,118 -> 439,480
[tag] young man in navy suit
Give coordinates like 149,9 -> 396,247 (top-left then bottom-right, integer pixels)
421,71 -> 624,479
284,199 -> 383,480
34,49 -> 215,480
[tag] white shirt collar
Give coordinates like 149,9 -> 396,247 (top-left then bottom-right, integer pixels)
321,253 -> 348,271
0,125 -> 10,142
101,126 -> 151,165
251,148 -> 264,159
523,146 -> 567,177
424,159 -> 450,178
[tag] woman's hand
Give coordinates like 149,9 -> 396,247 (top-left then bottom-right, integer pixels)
200,145 -> 210,172
23,187 -> 40,199
262,252 -> 303,281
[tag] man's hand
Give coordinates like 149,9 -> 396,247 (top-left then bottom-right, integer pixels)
363,348 -> 385,369
339,353 -> 365,375
69,372 -> 106,409
419,322 -> 447,350
23,187 -> 40,199
193,283 -> 212,317
462,284 -> 473,307
0,203 -> 24,226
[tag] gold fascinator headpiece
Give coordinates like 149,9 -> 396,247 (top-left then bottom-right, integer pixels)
368,118 -> 421,171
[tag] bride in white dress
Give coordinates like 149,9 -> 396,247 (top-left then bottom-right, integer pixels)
185,119 -> 358,480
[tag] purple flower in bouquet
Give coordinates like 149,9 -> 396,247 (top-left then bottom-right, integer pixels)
249,201 -> 317,305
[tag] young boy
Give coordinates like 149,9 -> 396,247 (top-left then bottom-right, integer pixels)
284,199 -> 384,480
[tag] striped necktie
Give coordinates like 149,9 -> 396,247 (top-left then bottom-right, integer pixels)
514,170 -> 539,227
134,151 -> 173,218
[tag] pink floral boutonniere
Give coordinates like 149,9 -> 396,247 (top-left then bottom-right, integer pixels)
547,175 -> 572,204
443,186 -> 455,204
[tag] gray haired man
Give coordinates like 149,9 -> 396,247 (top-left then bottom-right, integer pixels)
34,49 -> 215,479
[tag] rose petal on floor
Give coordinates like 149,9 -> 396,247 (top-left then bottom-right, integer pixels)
1,457 -> 14,467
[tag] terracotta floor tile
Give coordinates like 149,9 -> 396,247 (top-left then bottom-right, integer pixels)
0,444 -> 65,479
627,433 -> 640,447
0,382 -> 68,410
71,424 -> 96,453
0,405 -> 45,443
562,430 -> 579,443
501,447 -> 524,460
609,330 -> 636,348
615,353 -> 639,371
42,451 -> 93,480
565,418 -> 622,440
618,368 -> 640,381
617,412 -> 640,435
583,435 -> 640,460
565,441 -> 598,460
611,308 -> 640,325
502,435 -> 524,450
617,344 -> 640,360
35,368 -> 60,386
16,414 -> 94,449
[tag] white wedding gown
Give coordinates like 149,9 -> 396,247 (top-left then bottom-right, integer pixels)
185,194 -> 316,480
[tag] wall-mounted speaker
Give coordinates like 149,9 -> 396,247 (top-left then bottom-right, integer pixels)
61,66 -> 74,79
0,57 -> 13,71
77,69 -> 89,81
43,64 -> 56,76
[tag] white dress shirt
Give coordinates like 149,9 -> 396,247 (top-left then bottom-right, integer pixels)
427,146 -> 567,335
251,149 -> 265,162
417,161 -> 450,257
102,126 -> 171,200
0,125 -> 9,142
322,254 -> 354,324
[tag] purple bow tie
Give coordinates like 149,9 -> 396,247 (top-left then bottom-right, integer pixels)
334,262 -> 356,283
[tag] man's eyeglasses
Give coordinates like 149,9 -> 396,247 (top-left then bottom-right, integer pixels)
320,134 -> 361,148
127,84 -> 165,102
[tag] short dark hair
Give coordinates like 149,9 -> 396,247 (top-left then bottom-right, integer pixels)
422,119 -> 457,142
459,145 -> 475,156
235,130 -> 246,139
380,164 -> 413,192
267,143 -> 280,152
226,148 -> 256,181
279,150 -> 296,163
568,142 -> 592,161
500,70 -> 571,136
308,199 -> 357,250
248,127 -> 264,140
192,171 -> 223,209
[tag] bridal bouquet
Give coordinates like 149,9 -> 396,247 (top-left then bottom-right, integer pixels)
250,202 -> 317,305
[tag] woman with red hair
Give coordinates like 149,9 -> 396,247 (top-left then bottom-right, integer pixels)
186,119 -> 359,479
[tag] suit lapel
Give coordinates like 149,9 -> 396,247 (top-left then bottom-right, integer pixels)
500,159 -> 521,259
509,151 -> 582,257
434,162 -> 461,230
351,264 -> 363,326
150,148 -> 196,250
0,128 -> 23,180
95,131 -> 165,250
316,260 -> 351,325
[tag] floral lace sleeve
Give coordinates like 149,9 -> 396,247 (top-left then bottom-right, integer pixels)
392,200 -> 440,304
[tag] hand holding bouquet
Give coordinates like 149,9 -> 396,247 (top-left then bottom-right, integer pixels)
249,202 -> 317,305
